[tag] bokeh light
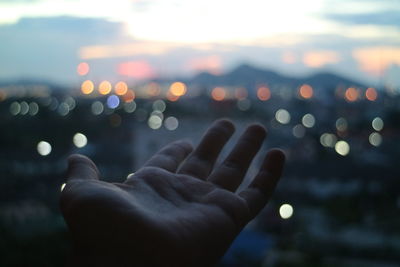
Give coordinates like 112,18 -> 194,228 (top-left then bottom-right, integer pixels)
335,117 -> 348,132
20,101 -> 29,115
302,113 -> 315,128
148,115 -> 162,129
320,133 -> 337,147
91,101 -> 104,115
372,117 -> 384,131
77,62 -> 90,76
107,95 -> 120,109
257,86 -> 271,101
153,99 -> 166,112
147,82 -> 161,97
335,140 -> 350,156
123,101 -> 136,113
166,91 -> 180,102
292,124 -> 306,138
299,84 -> 313,99
123,89 -> 136,102
275,109 -> 291,124
37,141 -> 52,156
345,87 -> 358,102
99,81 -> 112,95
81,80 -> 94,95
28,102 -> 39,116
10,101 -> 21,115
365,87 -> 378,101
169,82 -> 187,97
164,116 -> 179,130
237,99 -> 251,111
58,102 -> 70,116
73,133 -> 88,148
115,81 -> 128,96
235,87 -> 248,100
279,204 -> 293,219
211,87 -> 226,101
369,132 -> 382,147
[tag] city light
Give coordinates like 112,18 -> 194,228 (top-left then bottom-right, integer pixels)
81,80 -> 94,95
99,81 -> 112,95
164,116 -> 179,131
123,101 -> 136,113
335,117 -> 348,132
169,82 -> 187,97
107,95 -> 120,109
302,113 -> 315,128
210,87 -> 225,101
299,84 -> 313,99
365,87 -> 378,101
123,89 -> 135,102
148,115 -> 162,129
37,141 -> 52,156
77,62 -> 90,76
73,133 -> 88,148
292,124 -> 306,138
91,101 -> 104,115
257,86 -> 271,101
275,109 -> 291,124
153,100 -> 166,112
279,204 -> 294,219
335,140 -> 350,156
320,133 -> 337,147
115,81 -> 128,96
369,132 -> 382,147
345,87 -> 358,102
372,117 -> 384,131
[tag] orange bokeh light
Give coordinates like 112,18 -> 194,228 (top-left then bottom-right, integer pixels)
99,81 -> 112,95
257,86 -> 271,101
299,84 -> 313,99
147,82 -> 161,97
115,81 -> 128,95
166,91 -> 180,102
81,80 -> 94,94
345,87 -> 358,102
77,62 -> 90,76
365,87 -> 378,101
211,87 -> 226,101
169,82 -> 187,97
123,89 -> 135,102
235,87 -> 248,100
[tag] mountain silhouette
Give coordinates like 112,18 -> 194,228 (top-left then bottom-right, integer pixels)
189,64 -> 365,89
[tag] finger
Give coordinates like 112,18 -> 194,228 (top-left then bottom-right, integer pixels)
66,154 -> 100,181
208,124 -> 266,192
178,119 -> 235,179
142,140 -> 193,172
238,149 -> 285,219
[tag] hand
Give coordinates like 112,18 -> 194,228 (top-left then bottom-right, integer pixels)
60,120 -> 285,267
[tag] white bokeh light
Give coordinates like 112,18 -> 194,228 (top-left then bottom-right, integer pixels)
335,140 -> 350,156
279,204 -> 293,219
73,133 -> 88,148
37,141 -> 52,156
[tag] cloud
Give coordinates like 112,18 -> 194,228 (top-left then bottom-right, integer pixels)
352,46 -> 400,76
0,16 -> 127,83
326,11 -> 400,28
303,51 -> 341,68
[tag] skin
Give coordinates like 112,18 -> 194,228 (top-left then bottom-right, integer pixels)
60,120 -> 285,267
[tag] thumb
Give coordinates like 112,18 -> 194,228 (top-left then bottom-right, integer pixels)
67,154 -> 100,181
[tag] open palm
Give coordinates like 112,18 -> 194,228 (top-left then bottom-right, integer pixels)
60,120 -> 285,267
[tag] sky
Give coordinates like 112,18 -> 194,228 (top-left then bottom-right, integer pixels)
0,0 -> 399,87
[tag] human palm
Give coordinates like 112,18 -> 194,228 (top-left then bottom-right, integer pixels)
60,120 -> 285,267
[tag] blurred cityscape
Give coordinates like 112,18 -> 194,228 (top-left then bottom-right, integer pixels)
1,63 -> 400,267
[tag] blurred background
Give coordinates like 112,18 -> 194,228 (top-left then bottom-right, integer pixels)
1,0 -> 400,266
